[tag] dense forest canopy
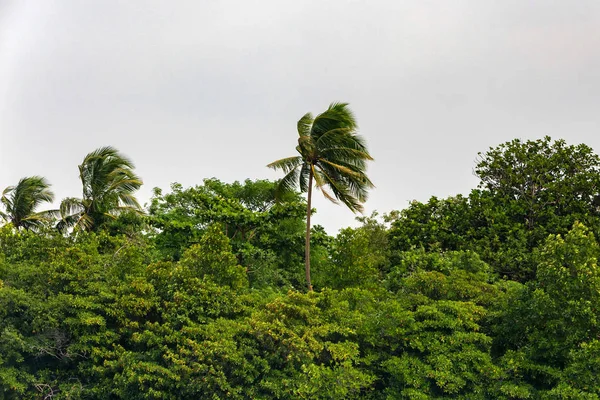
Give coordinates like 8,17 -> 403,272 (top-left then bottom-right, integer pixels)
2,135 -> 600,398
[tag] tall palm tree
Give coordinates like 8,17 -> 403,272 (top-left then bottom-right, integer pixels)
0,176 -> 56,230
268,102 -> 374,291
57,146 -> 143,232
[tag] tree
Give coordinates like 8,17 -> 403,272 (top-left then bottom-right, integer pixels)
268,103 -> 374,291
314,212 -> 390,290
390,137 -> 600,281
57,146 -> 143,232
475,136 -> 600,232
179,224 -> 248,290
147,179 -> 307,289
0,176 -> 55,230
490,223 -> 600,397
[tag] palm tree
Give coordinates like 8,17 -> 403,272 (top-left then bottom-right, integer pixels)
0,176 -> 56,230
268,102 -> 374,291
57,146 -> 143,232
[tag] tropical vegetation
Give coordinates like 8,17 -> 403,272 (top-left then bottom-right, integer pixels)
0,176 -> 55,231
2,110 -> 600,398
57,146 -> 143,233
268,103 -> 374,290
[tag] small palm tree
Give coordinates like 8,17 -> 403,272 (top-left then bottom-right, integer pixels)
1,176 -> 56,230
58,146 -> 143,232
268,102 -> 374,290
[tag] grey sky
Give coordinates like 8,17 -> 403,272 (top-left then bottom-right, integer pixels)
1,0 -> 599,233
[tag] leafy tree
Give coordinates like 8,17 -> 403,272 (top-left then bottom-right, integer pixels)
379,299 -> 497,399
201,178 -> 284,212
245,290 -> 375,399
179,224 -> 248,290
391,137 -> 600,281
7,134 -> 600,398
326,284 -> 500,399
552,340 -> 600,398
58,146 -> 143,232
0,176 -> 55,230
314,212 -> 390,290
389,195 -> 475,253
148,179 -> 303,257
475,137 -> 600,226
386,249 -> 499,305
492,223 -> 600,397
148,179 -> 307,288
0,227 -> 150,398
268,102 -> 374,290
474,137 -> 600,279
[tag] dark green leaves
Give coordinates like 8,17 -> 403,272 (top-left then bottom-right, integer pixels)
58,146 -> 143,233
1,176 -> 56,231
268,102 -> 374,214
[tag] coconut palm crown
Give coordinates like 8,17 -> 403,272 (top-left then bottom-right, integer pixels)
0,176 -> 56,230
57,146 -> 143,232
267,102 -> 374,290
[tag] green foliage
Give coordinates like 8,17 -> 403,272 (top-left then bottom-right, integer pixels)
380,299 -> 497,399
389,195 -> 475,253
4,136 -> 600,398
58,146 -> 143,232
179,224 -> 248,290
391,137 -> 600,281
268,102 -> 374,290
475,137 -> 600,212
555,340 -> 600,398
492,223 -> 600,397
0,176 -> 55,231
246,290 -> 375,399
314,213 -> 389,290
148,179 -> 307,288
268,103 -> 374,213
0,223 -> 511,399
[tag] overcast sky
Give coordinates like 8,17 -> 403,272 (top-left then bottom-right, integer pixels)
1,0 -> 599,233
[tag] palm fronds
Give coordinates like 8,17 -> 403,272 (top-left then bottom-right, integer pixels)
268,102 -> 374,212
1,176 -> 56,230
58,146 -> 143,232
267,102 -> 374,291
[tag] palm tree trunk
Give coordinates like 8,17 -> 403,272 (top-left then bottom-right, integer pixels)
305,169 -> 314,291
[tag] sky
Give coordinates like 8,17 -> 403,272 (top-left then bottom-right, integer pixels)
1,0 -> 600,233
